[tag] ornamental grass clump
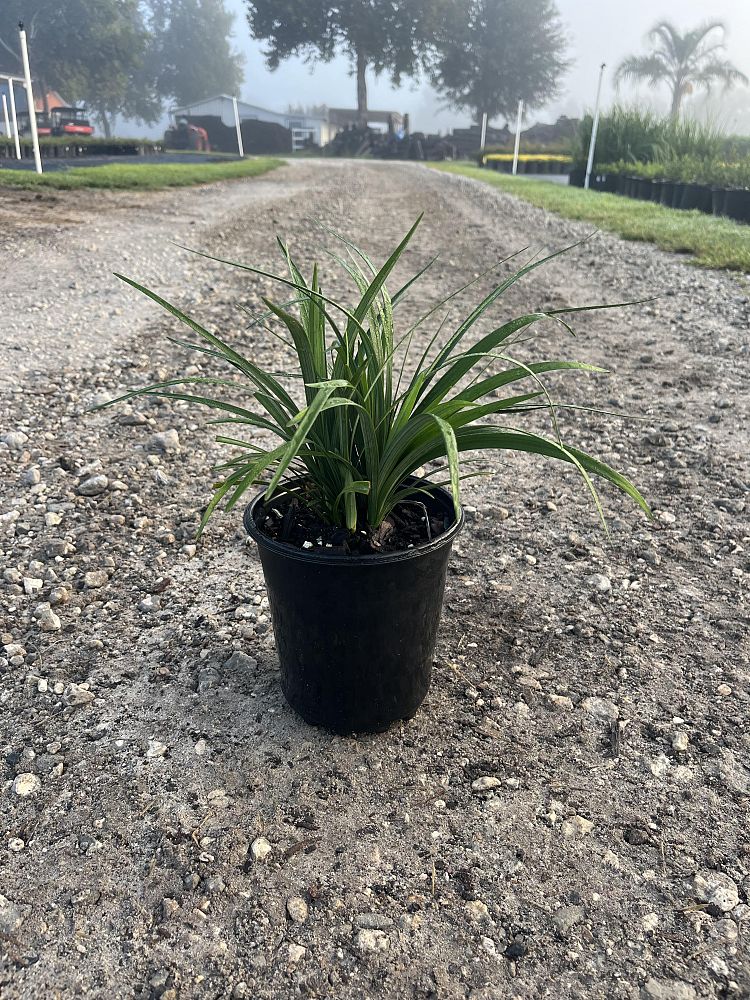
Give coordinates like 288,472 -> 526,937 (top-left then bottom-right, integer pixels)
102,216 -> 650,544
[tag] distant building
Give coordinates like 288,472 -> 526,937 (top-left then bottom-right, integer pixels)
171,94 -> 335,151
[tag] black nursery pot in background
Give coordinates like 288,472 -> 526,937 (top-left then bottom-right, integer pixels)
712,188 -> 727,216
723,188 -> 750,224
660,181 -> 675,207
244,481 -> 465,734
679,183 -> 713,214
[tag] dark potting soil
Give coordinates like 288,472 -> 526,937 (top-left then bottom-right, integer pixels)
254,485 -> 451,555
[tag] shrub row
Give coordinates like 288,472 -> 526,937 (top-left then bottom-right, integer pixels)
483,153 -> 572,174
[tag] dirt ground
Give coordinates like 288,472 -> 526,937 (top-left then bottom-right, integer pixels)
1,161 -> 748,1000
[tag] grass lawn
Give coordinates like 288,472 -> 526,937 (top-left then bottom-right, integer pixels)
0,156 -> 283,191
430,162 -> 750,273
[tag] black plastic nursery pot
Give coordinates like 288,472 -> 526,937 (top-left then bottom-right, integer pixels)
712,188 -> 727,216
243,480 -> 465,734
660,181 -> 675,207
679,183 -> 713,214
650,181 -> 663,203
671,182 -> 686,208
723,188 -> 750,224
568,167 -> 585,188
637,179 -> 653,200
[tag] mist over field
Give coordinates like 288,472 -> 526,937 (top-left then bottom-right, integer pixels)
225,0 -> 750,130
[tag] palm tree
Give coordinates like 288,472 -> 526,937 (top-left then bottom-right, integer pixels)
616,21 -> 748,119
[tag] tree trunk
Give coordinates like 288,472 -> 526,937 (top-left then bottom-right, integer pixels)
356,49 -> 367,124
98,109 -> 112,138
670,83 -> 683,119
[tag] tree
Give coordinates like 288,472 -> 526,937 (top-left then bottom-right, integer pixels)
616,21 -> 748,119
245,0 -> 445,120
0,0 -> 161,136
148,0 -> 243,106
429,0 -> 569,126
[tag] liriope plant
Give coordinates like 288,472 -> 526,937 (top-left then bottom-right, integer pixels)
98,216 -> 650,537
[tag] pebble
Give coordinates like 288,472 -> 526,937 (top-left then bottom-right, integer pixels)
77,474 -> 109,496
2,431 -> 29,450
471,776 -> 502,792
64,684 -> 95,707
23,577 -> 43,595
641,978 -> 696,1000
356,928 -> 390,953
287,943 -> 306,963
12,773 -> 41,797
693,870 -> 739,913
49,587 -> 70,607
582,696 -> 619,721
44,512 -> 63,527
552,904 -> 585,937
8,838 -> 25,852
146,739 -> 168,759
672,731 -> 689,753
224,651 -> 258,671
465,900 -> 490,923
0,895 -> 26,936
250,837 -> 272,861
84,570 -> 109,589
34,603 -> 61,632
24,467 -> 41,485
561,815 -> 594,838
148,429 -> 181,454
657,511 -> 676,525
286,897 -> 309,923
586,573 -> 611,593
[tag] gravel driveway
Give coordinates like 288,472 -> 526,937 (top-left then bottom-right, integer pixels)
1,160 -> 748,1000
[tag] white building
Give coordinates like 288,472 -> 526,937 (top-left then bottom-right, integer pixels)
170,94 -> 335,151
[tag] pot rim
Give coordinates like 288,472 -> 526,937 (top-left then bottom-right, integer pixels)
243,476 -> 465,566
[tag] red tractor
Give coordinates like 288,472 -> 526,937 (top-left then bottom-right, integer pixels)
164,117 -> 210,152
18,105 -> 94,137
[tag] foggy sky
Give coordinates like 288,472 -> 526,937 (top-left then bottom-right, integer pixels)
227,0 -> 750,131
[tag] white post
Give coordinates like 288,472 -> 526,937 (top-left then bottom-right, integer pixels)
2,93 -> 10,140
18,24 -> 42,174
512,98 -> 524,175
232,96 -> 244,158
479,112 -> 488,152
584,63 -> 606,190
8,79 -> 21,159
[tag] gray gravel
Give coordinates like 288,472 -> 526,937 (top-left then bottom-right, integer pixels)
1,160 -> 748,999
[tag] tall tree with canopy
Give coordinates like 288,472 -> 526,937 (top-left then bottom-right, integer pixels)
616,21 -> 747,119
148,0 -> 243,106
429,0 -> 569,128
244,0 -> 445,121
0,0 -> 161,135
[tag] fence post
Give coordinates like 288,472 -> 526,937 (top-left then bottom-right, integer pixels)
232,96 -> 244,158
584,63 -> 606,190
512,99 -> 524,175
2,93 -> 10,141
7,78 -> 21,159
479,112 -> 487,153
18,24 -> 42,174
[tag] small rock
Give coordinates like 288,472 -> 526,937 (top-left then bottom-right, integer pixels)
672,731 -> 689,753
12,773 -> 41,797
657,511 -> 676,525
465,900 -> 490,923
148,429 -> 180,454
8,838 -> 25,852
546,693 -> 574,711
0,895 -> 27,937
551,904 -> 585,937
224,651 -> 258,671
2,431 -> 29,450
77,474 -> 108,497
693,870 -> 739,914
33,603 -> 61,632
356,928 -> 390,954
641,977 -> 696,1000
582,696 -> 619,721
83,570 -> 109,589
138,595 -> 161,613
586,573 -> 611,593
561,815 -> 594,838
286,896 -> 309,923
49,587 -> 70,607
471,776 -> 502,792
146,739 -> 168,759
44,512 -> 62,527
250,837 -> 272,861
287,943 -> 306,963
24,467 -> 41,486
64,684 -> 95,707
22,577 -> 43,596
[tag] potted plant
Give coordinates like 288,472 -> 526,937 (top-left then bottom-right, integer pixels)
100,219 -> 650,733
